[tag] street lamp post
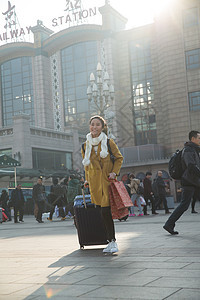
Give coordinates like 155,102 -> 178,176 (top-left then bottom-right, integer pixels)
87,63 -> 114,117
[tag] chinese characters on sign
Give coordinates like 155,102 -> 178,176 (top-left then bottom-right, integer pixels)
0,1 -> 31,43
0,0 -> 98,44
52,0 -> 97,27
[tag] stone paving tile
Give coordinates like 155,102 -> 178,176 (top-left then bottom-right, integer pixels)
73,274 -> 159,286
0,283 -> 36,295
12,283 -> 101,298
122,261 -> 190,269
182,262 -> 200,270
168,257 -> 200,263
135,268 -> 200,278
166,288 -> 200,300
146,277 -> 200,289
81,285 -> 179,299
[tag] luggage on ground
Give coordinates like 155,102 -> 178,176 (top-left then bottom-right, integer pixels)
74,190 -> 108,249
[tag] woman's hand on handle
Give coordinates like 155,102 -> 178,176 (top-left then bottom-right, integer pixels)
84,181 -> 89,188
109,172 -> 116,180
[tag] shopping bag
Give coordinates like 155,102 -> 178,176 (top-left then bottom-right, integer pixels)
109,189 -> 129,219
109,181 -> 131,220
109,180 -> 133,210
140,196 -> 146,206
134,196 -> 146,207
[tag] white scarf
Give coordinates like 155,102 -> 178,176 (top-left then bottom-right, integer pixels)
82,132 -> 109,166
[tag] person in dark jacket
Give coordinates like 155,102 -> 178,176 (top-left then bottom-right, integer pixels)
47,178 -> 66,221
155,171 -> 170,214
164,130 -> 200,235
32,176 -> 45,223
143,172 -> 158,215
11,184 -> 25,223
0,190 -> 12,221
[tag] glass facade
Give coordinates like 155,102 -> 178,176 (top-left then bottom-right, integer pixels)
129,40 -> 157,145
32,148 -> 72,170
189,91 -> 200,111
186,49 -> 200,69
61,41 -> 99,132
183,8 -> 198,28
0,57 -> 34,127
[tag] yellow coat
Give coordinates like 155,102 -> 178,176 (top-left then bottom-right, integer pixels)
81,138 -> 123,207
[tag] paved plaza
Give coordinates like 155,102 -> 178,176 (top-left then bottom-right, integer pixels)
0,202 -> 200,300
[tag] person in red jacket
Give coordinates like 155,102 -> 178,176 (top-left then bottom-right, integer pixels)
143,172 -> 158,215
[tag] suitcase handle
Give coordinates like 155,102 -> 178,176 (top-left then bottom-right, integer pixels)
82,189 -> 87,209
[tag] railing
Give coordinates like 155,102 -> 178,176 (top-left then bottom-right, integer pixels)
30,127 -> 72,141
0,128 -> 13,136
119,144 -> 168,166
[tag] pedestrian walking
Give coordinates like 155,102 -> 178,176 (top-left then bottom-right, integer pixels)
47,178 -> 67,221
0,190 -> 12,221
82,115 -> 123,253
164,130 -> 200,234
143,172 -> 158,215
126,173 -> 144,217
155,171 -> 170,214
10,184 -> 25,223
32,176 -> 45,223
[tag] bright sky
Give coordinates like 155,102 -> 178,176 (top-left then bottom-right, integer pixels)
0,0 -> 173,45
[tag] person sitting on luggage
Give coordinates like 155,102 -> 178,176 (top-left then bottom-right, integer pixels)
82,115 -> 123,254
126,173 -> 144,217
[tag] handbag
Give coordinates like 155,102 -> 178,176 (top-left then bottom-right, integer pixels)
109,180 -> 133,219
134,196 -> 146,207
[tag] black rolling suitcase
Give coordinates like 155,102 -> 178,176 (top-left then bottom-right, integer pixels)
74,190 -> 108,249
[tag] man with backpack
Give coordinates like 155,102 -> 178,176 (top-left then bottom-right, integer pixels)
164,130 -> 200,235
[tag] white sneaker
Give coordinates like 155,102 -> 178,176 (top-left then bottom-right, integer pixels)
103,242 -> 111,253
110,241 -> 118,253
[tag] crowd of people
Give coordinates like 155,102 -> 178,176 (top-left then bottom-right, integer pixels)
124,170 -> 171,217
0,120 -> 199,253
0,175 -> 87,224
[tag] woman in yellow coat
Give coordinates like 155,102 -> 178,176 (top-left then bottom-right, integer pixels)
82,115 -> 123,253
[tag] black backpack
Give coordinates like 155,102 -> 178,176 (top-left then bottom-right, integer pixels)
82,138 -> 115,164
168,149 -> 184,180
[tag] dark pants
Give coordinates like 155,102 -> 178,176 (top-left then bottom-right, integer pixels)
14,205 -> 24,222
191,189 -> 200,212
143,194 -> 156,214
36,201 -> 45,221
66,201 -> 74,216
165,186 -> 197,229
156,194 -> 169,213
101,206 -> 115,242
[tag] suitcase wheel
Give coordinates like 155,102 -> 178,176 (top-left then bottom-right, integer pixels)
80,245 -> 84,250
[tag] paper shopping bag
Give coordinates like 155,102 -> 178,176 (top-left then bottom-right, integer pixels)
109,180 -> 133,210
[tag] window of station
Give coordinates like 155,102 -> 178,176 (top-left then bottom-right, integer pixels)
0,148 -> 12,156
0,57 -> 34,127
129,40 -> 157,145
61,41 -> 99,133
183,7 -> 198,28
32,148 -> 72,170
189,91 -> 200,111
186,49 -> 200,69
